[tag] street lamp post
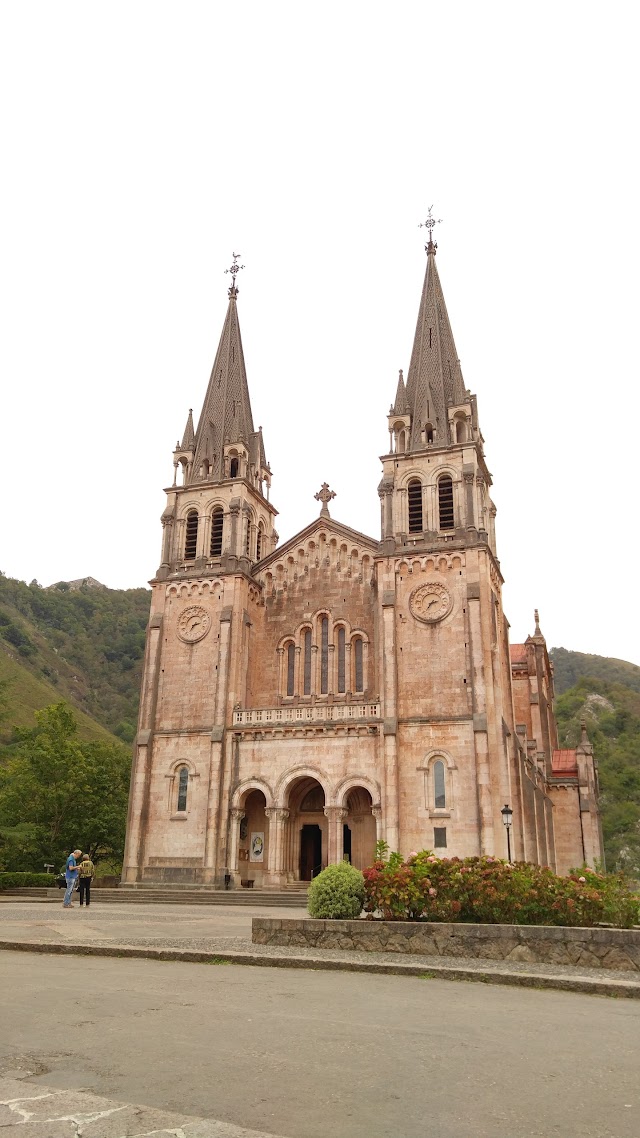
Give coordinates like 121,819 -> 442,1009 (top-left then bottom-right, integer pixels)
501,804 -> 513,862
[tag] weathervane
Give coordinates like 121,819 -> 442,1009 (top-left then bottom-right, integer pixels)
314,482 -> 336,518
419,206 -> 442,249
224,252 -> 245,293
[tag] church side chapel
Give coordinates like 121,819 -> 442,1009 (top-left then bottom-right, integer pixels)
122,223 -> 603,888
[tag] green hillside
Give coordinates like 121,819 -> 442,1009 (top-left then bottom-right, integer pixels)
0,653 -> 116,744
0,574 -> 150,742
551,647 -> 640,695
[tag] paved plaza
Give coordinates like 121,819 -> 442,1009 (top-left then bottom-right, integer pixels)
1,947 -> 639,1137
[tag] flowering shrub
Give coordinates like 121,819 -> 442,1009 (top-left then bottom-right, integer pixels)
362,852 -> 639,928
307,861 -> 366,919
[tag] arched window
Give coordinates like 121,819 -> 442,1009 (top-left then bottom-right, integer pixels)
303,629 -> 312,695
286,642 -> 295,696
320,616 -> 329,694
398,429 -> 406,453
184,510 -> 198,560
353,636 -> 364,693
438,475 -> 455,531
229,456 -> 239,478
408,479 -> 423,533
245,517 -> 252,557
210,508 -> 223,557
337,626 -> 346,693
433,760 -> 446,809
456,419 -> 466,443
177,766 -> 189,812
425,424 -> 434,445
256,522 -> 264,561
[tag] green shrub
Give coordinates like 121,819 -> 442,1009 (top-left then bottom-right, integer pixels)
362,852 -> 640,929
307,861 -> 366,919
0,872 -> 55,889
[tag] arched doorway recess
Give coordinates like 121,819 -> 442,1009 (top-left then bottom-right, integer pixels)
343,786 -> 377,870
237,788 -> 269,886
283,776 -> 326,881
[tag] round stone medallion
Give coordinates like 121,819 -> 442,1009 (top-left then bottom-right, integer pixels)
409,581 -> 453,624
177,605 -> 211,644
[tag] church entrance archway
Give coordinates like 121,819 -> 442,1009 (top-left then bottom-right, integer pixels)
283,776 -> 326,881
343,786 -> 376,870
238,789 -> 269,886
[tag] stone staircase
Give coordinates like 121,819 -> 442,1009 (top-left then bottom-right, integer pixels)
47,885 -> 309,906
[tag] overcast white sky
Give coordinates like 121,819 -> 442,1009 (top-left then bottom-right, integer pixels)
1,2 -> 638,665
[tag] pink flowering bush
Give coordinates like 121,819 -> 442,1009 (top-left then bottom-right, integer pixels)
362,851 -> 639,928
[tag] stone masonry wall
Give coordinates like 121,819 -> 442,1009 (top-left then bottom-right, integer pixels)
252,917 -> 640,972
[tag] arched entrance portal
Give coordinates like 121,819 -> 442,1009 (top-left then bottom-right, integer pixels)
343,786 -> 377,870
284,777 -> 326,881
238,788 -> 269,886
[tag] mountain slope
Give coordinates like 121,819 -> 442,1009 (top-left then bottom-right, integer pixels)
0,652 -> 119,743
551,647 -> 640,695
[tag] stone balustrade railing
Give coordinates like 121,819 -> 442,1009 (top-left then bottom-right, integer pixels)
232,702 -> 380,727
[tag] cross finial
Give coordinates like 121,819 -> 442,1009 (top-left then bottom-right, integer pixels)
314,482 -> 336,517
419,206 -> 442,252
224,252 -> 245,296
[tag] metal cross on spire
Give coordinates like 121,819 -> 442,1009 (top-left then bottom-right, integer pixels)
224,252 -> 245,294
314,482 -> 336,517
419,206 -> 442,249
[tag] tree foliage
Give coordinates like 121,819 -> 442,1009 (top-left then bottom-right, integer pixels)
0,702 -> 131,871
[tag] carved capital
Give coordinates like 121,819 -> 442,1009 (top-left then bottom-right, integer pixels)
324,806 -> 348,821
463,471 -> 475,484
230,808 -> 245,822
371,805 -> 382,820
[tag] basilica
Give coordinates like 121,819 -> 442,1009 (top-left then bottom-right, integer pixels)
122,232 -> 603,887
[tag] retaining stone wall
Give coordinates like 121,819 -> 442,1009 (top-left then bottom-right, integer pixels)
252,917 -> 640,972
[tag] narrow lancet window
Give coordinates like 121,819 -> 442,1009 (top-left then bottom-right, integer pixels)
286,642 -> 295,696
256,523 -> 264,561
320,616 -> 329,694
303,629 -> 312,695
210,508 -> 223,557
337,627 -> 346,693
438,476 -> 455,530
177,766 -> 189,812
354,636 -> 363,693
434,760 -> 446,809
408,479 -> 423,532
184,510 -> 198,560
229,457 -> 239,478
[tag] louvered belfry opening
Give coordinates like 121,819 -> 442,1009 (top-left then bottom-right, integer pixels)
408,479 -> 423,532
184,510 -> 198,559
438,476 -> 455,531
210,508 -> 223,557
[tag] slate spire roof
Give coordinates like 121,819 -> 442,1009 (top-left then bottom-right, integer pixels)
189,283 -> 266,483
181,408 -> 195,449
393,369 -> 408,415
404,240 -> 467,448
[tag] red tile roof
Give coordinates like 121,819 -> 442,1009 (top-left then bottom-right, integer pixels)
552,749 -> 578,775
510,644 -> 528,664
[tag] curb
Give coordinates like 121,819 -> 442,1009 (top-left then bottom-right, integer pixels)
1,938 -> 639,998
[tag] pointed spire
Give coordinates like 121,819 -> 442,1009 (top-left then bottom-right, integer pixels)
181,409 -> 195,450
190,262 -> 266,484
404,230 -> 467,449
393,369 -> 408,415
534,608 -> 542,636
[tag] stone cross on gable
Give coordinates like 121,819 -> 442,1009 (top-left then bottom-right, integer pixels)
314,483 -> 336,517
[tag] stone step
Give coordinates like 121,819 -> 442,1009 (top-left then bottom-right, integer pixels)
42,887 -> 307,907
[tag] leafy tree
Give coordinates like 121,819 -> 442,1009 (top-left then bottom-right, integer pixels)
0,702 -> 130,872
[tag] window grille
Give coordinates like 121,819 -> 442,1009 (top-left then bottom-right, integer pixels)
408,479 -> 423,532
434,826 -> 447,848
184,511 -> 198,560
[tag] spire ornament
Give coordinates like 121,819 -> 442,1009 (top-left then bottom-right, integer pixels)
419,206 -> 442,252
314,482 -> 336,517
224,252 -> 245,296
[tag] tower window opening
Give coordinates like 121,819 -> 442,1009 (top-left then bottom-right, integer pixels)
303,629 -> 312,695
245,518 -> 252,557
210,508 -> 223,557
438,476 -> 455,531
177,766 -> 189,812
184,510 -> 198,560
286,642 -> 295,696
256,523 -> 264,561
229,457 -> 239,478
398,429 -> 406,453
426,424 -> 434,444
456,419 -> 466,443
408,479 -> 423,533
320,616 -> 329,694
434,826 -> 447,848
354,636 -> 363,693
433,760 -> 446,809
337,626 -> 346,693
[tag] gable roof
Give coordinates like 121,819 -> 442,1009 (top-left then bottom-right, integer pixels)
255,514 -> 378,572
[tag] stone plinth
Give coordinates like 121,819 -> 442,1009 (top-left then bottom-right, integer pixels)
252,918 -> 640,972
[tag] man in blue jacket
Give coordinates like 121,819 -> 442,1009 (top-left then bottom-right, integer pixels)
62,849 -> 83,908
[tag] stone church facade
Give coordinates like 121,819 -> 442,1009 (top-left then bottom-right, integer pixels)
122,238 -> 603,887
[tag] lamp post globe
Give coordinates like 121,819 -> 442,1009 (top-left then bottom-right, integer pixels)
501,804 -> 513,862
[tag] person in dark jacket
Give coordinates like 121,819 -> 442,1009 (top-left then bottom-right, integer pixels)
78,853 -> 95,907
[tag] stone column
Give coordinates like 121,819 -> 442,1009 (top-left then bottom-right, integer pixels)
228,808 -> 244,878
372,804 -> 382,845
324,806 -> 347,865
265,808 -> 289,882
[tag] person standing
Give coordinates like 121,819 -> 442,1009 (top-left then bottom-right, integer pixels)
63,848 -> 82,908
78,853 -> 94,907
